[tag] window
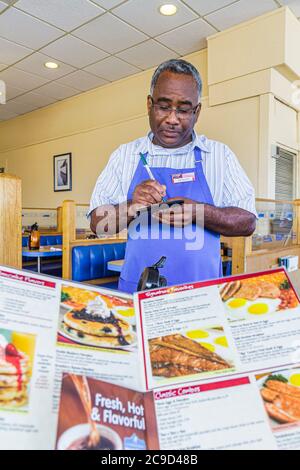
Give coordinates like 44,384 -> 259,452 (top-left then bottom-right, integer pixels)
275,147 -> 295,201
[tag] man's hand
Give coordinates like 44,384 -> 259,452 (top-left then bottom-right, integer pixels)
132,180 -> 166,206
152,197 -> 199,227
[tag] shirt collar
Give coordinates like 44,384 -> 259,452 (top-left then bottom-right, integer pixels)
142,131 -> 210,156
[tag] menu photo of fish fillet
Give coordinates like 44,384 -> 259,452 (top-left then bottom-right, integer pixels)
0,329 -> 35,411
220,272 -> 299,322
257,369 -> 300,429
149,330 -> 234,380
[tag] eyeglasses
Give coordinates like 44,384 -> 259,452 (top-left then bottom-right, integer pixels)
149,96 -> 200,120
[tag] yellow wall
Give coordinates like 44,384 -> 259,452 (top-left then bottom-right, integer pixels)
1,6 -> 300,208
0,50 -> 208,207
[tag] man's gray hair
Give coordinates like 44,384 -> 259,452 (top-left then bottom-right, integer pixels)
150,59 -> 202,100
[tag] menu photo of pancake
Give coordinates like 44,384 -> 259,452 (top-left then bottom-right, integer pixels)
220,271 -> 300,323
0,328 -> 35,412
256,368 -> 300,430
149,327 -> 235,382
58,285 -> 136,352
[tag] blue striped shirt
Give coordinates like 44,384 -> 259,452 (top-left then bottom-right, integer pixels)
89,132 -> 257,217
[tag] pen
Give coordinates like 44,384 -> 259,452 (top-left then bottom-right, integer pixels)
139,153 -> 168,202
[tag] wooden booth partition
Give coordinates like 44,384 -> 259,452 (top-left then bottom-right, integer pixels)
0,173 -> 22,269
22,206 -> 62,235
62,200 -> 126,283
230,199 -> 300,274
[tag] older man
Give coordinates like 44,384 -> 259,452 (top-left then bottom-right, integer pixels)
89,59 -> 257,293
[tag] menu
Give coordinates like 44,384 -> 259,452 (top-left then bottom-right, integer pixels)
0,265 -> 300,449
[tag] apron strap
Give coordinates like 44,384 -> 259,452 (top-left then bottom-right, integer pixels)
194,146 -> 214,206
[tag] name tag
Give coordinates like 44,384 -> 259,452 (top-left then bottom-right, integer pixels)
172,172 -> 196,184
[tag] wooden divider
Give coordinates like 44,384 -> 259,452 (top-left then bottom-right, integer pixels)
61,198 -> 300,280
62,200 -> 126,282
22,205 -> 62,235
232,199 -> 300,274
0,174 -> 22,269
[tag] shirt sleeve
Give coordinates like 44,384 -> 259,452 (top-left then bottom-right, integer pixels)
88,147 -> 125,217
222,146 -> 258,218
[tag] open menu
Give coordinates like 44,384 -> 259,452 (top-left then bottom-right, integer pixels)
0,265 -> 300,449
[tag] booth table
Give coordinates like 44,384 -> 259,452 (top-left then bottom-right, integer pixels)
107,259 -> 300,298
107,259 -> 124,273
290,270 -> 300,296
107,257 -> 233,275
22,246 -> 62,273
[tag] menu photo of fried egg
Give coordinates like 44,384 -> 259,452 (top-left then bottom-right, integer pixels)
219,273 -> 299,322
58,286 -> 136,350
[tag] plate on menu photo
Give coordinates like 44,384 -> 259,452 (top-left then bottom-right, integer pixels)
57,305 -> 137,352
256,368 -> 300,428
58,285 -> 137,351
58,317 -> 137,352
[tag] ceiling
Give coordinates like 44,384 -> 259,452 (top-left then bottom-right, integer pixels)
0,0 -> 299,121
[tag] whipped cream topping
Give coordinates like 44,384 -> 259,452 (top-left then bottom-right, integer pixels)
85,296 -> 111,319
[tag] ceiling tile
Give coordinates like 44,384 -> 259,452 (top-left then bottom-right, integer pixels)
0,37 -> 33,66
205,0 -> 278,30
182,0 -> 239,16
113,0 -> 198,36
157,18 -> 217,55
0,106 -> 18,120
0,1 -> 8,12
0,67 -> 49,91
73,12 -> 148,53
42,35 -> 108,68
3,99 -> 39,115
117,39 -> 178,69
90,0 -> 126,8
1,0 -> 17,4
0,63 -> 7,71
15,0 -> 105,31
84,56 -> 140,81
57,70 -> 108,91
11,91 -> 57,107
34,81 -> 80,100
278,0 -> 300,17
15,52 -> 76,79
0,7 -> 64,49
5,84 -> 27,100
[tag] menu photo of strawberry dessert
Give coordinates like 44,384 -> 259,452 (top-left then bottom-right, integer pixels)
0,328 -> 35,412
56,373 -> 159,450
220,271 -> 300,323
58,284 -> 136,352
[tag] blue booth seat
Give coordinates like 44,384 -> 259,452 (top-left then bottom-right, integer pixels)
22,234 -> 62,247
72,243 -> 126,289
22,234 -> 63,277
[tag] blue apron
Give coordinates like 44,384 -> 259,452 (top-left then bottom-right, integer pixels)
118,146 -> 222,293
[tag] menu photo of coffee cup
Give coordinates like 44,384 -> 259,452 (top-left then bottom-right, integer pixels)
55,373 -> 159,451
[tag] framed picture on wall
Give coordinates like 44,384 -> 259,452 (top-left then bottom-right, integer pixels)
53,153 -> 72,192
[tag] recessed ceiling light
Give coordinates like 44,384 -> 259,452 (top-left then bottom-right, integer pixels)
159,4 -> 177,16
44,61 -> 59,69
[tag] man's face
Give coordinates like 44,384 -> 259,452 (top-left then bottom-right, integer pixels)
147,71 -> 201,148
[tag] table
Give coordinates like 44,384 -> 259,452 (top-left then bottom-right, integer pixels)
22,245 -> 62,273
107,257 -> 232,275
107,259 -> 124,273
289,270 -> 300,296
106,261 -> 300,297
